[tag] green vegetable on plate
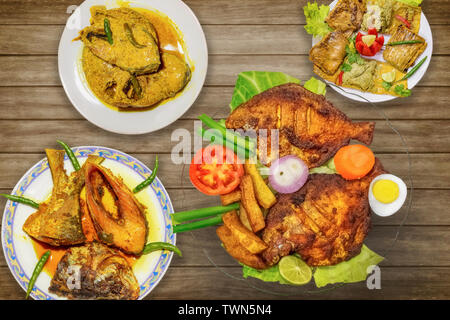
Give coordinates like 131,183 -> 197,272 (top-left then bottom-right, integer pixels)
26,250 -> 50,299
304,77 -> 327,95
303,2 -> 332,37
142,242 -> 182,257
104,18 -> 113,45
0,194 -> 39,209
133,155 -> 159,193
56,140 -> 81,171
171,203 -> 239,224
172,214 -> 225,234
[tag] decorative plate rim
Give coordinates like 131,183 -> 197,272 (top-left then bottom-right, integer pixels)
1,146 -> 175,300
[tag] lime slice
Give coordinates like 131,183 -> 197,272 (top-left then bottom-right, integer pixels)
278,255 -> 312,285
362,35 -> 376,47
382,70 -> 396,83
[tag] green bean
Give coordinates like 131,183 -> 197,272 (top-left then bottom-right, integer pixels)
171,203 -> 239,224
141,242 -> 182,257
57,140 -> 81,171
172,214 -> 224,233
386,40 -> 424,46
400,56 -> 427,81
199,127 -> 252,159
104,18 -> 113,45
133,156 -> 159,193
26,250 -> 50,299
124,23 -> 146,48
130,75 -> 143,99
0,194 -> 39,209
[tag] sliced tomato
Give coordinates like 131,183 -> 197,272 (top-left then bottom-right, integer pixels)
376,35 -> 385,45
189,145 -> 244,195
367,28 -> 378,36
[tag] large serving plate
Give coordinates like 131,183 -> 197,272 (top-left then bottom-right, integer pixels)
59,0 -> 208,134
1,146 -> 175,300
312,0 -> 433,103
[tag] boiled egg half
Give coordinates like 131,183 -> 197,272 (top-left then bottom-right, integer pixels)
369,174 -> 407,217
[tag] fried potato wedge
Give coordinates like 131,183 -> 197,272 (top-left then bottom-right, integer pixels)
220,190 -> 241,206
244,162 -> 276,209
222,211 -> 267,254
216,225 -> 267,269
239,203 -> 252,231
240,175 -> 265,232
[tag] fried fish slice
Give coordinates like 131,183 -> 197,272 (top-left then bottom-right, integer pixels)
23,151 -> 102,246
386,2 -> 421,34
49,242 -> 139,300
226,83 -> 375,168
309,30 -> 351,76
79,6 -> 160,74
262,159 -> 386,267
383,25 -> 426,72
325,0 -> 366,32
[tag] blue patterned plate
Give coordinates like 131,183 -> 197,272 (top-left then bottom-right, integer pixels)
1,146 -> 175,300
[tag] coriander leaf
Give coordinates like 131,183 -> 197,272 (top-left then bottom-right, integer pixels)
303,2 -> 332,37
341,63 -> 352,72
394,84 -> 412,97
382,81 -> 393,90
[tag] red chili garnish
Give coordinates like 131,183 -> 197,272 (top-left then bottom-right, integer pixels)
338,71 -> 344,85
395,15 -> 411,28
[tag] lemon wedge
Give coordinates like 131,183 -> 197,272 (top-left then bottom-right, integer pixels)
382,70 -> 396,83
278,255 -> 312,285
362,35 -> 376,47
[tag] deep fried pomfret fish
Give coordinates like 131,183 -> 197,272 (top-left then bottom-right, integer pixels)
309,30 -> 351,75
226,83 -> 375,168
49,242 -> 139,300
325,0 -> 366,32
262,159 -> 385,267
79,6 -> 160,74
23,150 -> 102,246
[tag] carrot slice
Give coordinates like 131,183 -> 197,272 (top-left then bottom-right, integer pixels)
334,145 -> 375,180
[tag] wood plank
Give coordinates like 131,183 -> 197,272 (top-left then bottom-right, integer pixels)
0,0 -> 447,25
0,55 -> 447,87
0,120 -> 448,154
1,25 -> 448,55
1,86 -> 449,121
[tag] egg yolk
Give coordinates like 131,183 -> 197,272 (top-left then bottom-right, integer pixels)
373,179 -> 399,204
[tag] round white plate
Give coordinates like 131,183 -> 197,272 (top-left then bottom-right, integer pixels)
1,146 -> 175,300
58,0 -> 208,134
312,0 -> 432,103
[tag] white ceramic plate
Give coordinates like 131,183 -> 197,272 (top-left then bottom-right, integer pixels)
312,0 -> 433,103
1,146 -> 175,300
58,0 -> 208,134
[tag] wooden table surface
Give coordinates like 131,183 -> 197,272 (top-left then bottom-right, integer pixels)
0,0 -> 449,300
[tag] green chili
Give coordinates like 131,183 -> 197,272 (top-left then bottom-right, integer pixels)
400,56 -> 427,81
133,156 -> 159,193
172,214 -> 224,233
0,194 -> 39,209
141,242 -> 182,257
171,203 -> 239,224
130,75 -> 143,99
124,23 -> 146,48
104,18 -> 113,45
57,140 -> 81,171
386,40 -> 424,46
26,250 -> 50,299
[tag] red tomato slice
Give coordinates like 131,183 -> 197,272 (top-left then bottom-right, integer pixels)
189,145 -> 244,195
376,35 -> 385,45
368,28 -> 378,36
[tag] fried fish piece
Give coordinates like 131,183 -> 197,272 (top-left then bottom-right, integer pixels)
386,2 -> 421,34
23,150 -> 102,246
49,242 -> 139,300
326,0 -> 366,32
79,6 -> 160,74
226,83 -> 375,168
262,159 -> 386,267
85,163 -> 148,255
383,25 -> 427,72
82,48 -> 190,108
309,30 -> 351,76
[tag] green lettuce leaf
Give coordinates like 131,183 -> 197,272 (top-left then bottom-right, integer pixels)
314,245 -> 384,288
309,157 -> 337,174
229,71 -> 300,111
304,77 -> 327,95
242,263 -> 290,284
303,2 -> 333,37
396,0 -> 422,6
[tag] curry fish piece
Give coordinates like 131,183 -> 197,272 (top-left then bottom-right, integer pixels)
80,6 -> 160,74
262,158 -> 386,267
82,48 -> 190,108
309,30 -> 352,76
22,150 -> 103,246
226,83 -> 375,168
49,242 -> 139,300
84,163 -> 148,255
326,0 -> 366,32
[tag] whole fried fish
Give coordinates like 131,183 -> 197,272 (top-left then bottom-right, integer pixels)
49,242 -> 139,300
262,159 -> 386,267
226,83 -> 375,168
